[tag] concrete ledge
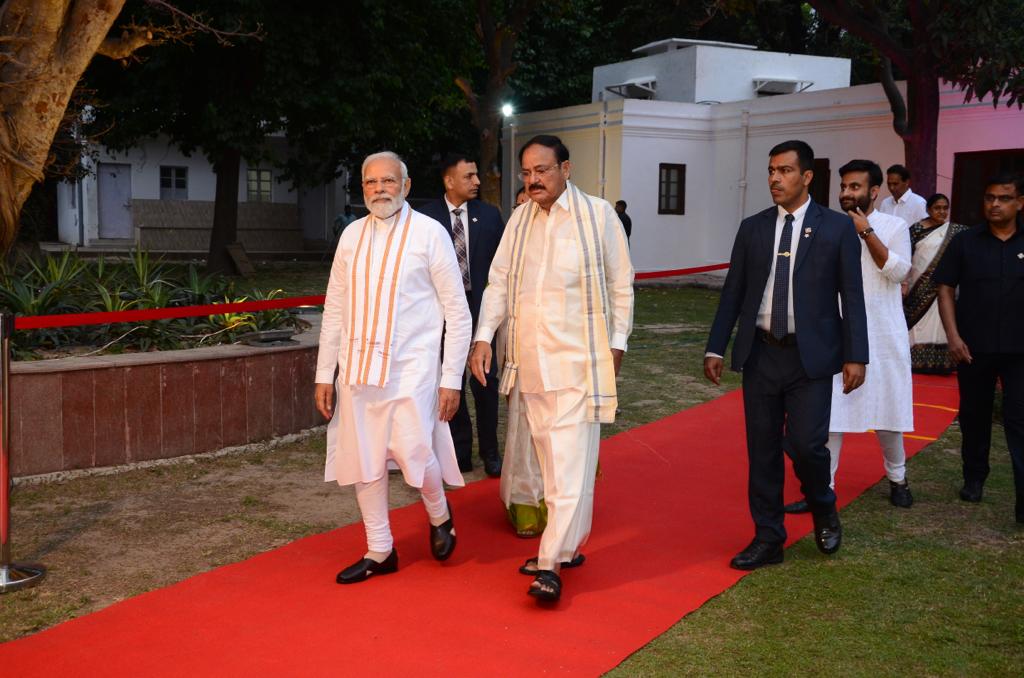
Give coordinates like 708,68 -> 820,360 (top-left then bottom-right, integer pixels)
10,320 -> 324,478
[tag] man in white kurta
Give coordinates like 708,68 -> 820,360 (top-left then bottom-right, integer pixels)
315,152 -> 472,584
469,135 -> 634,602
879,164 -> 928,226
822,160 -> 915,507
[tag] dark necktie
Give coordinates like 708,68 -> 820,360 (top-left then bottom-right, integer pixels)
451,208 -> 470,290
770,214 -> 794,339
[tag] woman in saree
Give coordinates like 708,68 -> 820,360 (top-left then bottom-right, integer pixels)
903,193 -> 969,373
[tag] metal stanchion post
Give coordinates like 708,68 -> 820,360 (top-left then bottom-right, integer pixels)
0,311 -> 45,593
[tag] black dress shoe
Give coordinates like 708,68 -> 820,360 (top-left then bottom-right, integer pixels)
482,455 -> 502,478
890,480 -> 914,508
336,549 -> 398,584
959,480 -> 983,503
729,539 -> 784,570
430,503 -> 456,561
784,499 -> 810,514
812,510 -> 842,555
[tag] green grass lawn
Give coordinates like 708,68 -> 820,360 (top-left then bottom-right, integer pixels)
3,280 -> 1022,675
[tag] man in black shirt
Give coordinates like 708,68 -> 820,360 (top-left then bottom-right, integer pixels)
614,200 -> 632,243
934,172 -> 1024,523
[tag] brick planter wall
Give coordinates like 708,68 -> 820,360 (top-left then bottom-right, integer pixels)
9,327 -> 323,478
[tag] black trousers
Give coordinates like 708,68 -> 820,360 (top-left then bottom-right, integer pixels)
742,335 -> 837,543
450,293 -> 499,469
956,352 -> 1024,512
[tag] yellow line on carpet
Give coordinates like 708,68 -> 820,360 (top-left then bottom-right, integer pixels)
913,402 -> 958,413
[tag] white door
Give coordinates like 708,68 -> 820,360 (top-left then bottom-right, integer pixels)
97,162 -> 133,238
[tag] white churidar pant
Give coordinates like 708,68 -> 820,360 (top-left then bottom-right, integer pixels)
828,430 -> 906,488
354,453 -> 448,553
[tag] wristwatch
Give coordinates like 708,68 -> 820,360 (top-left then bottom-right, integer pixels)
858,227 -> 874,240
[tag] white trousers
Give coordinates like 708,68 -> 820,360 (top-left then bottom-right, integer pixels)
519,387 -> 601,571
828,430 -> 906,489
353,453 -> 448,553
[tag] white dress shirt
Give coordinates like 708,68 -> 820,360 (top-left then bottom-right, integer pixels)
756,198 -> 811,334
878,188 -> 928,225
445,195 -> 471,267
475,187 -> 634,394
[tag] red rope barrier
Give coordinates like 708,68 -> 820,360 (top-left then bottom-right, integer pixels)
13,296 -> 326,331
634,263 -> 729,280
10,263 -> 729,331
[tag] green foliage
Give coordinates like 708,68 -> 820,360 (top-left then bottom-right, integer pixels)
0,251 -> 311,360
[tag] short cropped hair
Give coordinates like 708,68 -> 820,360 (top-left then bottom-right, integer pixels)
768,140 -> 814,173
886,164 -> 910,181
440,152 -> 475,178
362,151 -> 408,181
926,193 -> 949,209
984,171 -> 1023,195
518,134 -> 570,165
615,200 -> 627,209
838,159 -> 884,189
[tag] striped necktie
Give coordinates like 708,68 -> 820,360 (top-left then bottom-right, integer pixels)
770,214 -> 794,339
452,208 -> 470,290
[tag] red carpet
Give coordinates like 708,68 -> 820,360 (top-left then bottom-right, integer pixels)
0,375 -> 958,676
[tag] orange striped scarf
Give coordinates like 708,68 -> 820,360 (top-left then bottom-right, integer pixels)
341,203 -> 413,388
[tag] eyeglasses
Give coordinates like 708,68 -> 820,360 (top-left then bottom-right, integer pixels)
362,176 -> 400,190
519,165 -> 561,181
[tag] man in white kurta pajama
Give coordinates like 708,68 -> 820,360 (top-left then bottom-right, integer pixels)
315,152 -> 472,584
788,159 -> 915,512
470,135 -> 634,602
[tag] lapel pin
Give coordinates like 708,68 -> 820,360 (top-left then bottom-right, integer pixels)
1018,252 -> 1023,259
804,227 -> 812,233
472,217 -> 478,222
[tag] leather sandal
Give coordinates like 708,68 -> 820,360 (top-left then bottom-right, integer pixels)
528,569 -> 562,602
518,554 -> 585,575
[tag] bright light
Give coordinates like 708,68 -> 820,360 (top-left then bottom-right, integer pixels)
501,103 -> 514,117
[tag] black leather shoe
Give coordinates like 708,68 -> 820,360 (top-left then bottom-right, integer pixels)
813,510 -> 842,554
430,503 -> 456,561
890,480 -> 914,508
959,480 -> 983,503
729,539 -> 784,570
482,455 -> 502,478
336,549 -> 398,584
784,499 -> 810,514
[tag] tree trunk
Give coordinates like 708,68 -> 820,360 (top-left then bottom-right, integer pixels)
901,70 -> 941,197
206,148 -> 242,275
0,0 -> 127,253
478,90 -> 504,206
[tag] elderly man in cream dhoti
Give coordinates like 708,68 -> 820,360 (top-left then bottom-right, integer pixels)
785,159 -> 915,515
469,134 -> 634,603
314,151 -> 472,585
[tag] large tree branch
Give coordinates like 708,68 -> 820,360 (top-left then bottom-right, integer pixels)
879,56 -> 908,137
807,0 -> 913,73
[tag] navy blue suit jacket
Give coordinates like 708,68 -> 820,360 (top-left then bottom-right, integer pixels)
706,200 -> 869,379
419,197 -> 505,322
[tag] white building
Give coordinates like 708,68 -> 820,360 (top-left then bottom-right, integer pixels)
56,135 -> 349,254
503,39 -> 1024,274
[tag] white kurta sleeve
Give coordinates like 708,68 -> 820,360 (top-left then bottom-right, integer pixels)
428,225 -> 473,391
315,230 -> 351,384
474,212 -> 516,344
602,202 -> 635,351
879,217 -> 912,283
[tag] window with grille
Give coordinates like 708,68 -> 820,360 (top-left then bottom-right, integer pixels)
658,163 -> 685,215
247,168 -> 272,202
159,166 -> 188,200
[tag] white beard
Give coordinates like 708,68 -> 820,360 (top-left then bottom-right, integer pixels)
368,195 -> 403,220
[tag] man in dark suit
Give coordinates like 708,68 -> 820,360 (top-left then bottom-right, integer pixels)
704,139 -> 869,570
421,153 -> 505,477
